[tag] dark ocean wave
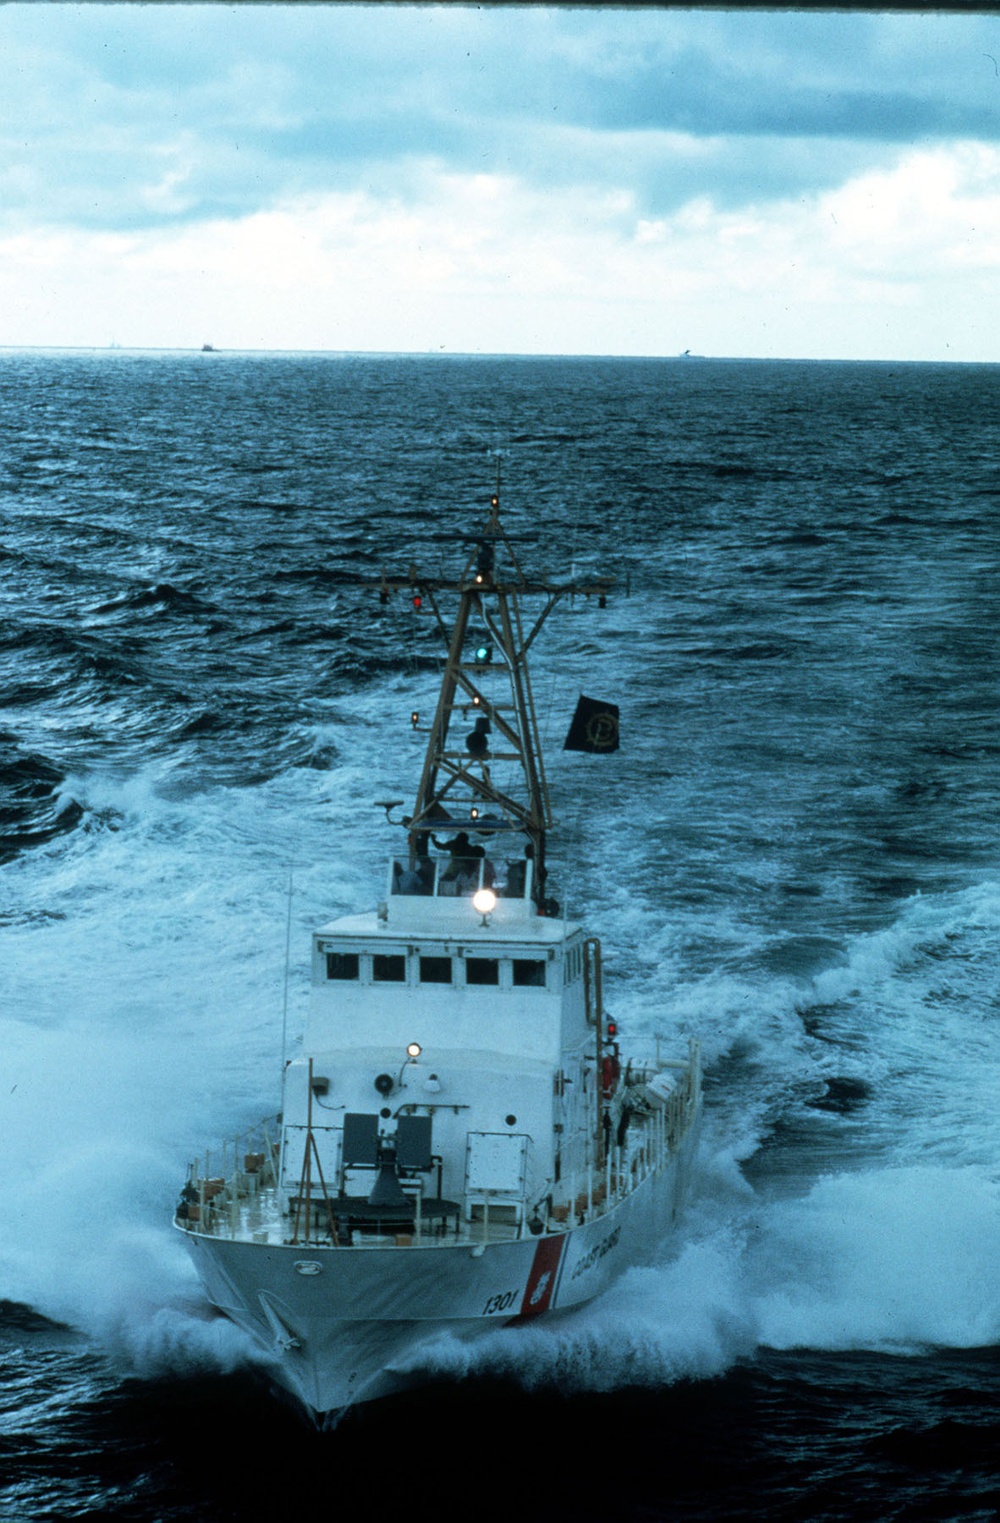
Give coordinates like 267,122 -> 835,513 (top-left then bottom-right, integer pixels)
0,746 -> 84,861
90,584 -> 218,618
773,530 -> 828,547
269,565 -> 367,587
230,619 -> 297,642
723,639 -> 807,661
510,429 -> 592,445
0,1300 -> 74,1337
2,680 -> 60,708
233,497 -> 311,514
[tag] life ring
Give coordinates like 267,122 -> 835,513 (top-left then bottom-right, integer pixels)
601,1055 -> 620,1099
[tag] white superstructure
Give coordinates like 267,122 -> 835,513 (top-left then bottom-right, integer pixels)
176,482 -> 702,1421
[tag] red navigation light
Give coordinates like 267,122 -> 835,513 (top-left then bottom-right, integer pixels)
412,593 -> 422,610
606,1021 -> 618,1038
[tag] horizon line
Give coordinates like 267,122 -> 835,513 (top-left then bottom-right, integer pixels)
0,344 -> 994,366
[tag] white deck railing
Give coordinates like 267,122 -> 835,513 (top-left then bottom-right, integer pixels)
176,1043 -> 701,1248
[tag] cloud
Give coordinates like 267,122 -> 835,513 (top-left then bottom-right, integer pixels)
560,14 -> 1000,143
1,5 -> 999,358
3,140 -> 998,361
3,6 -> 1000,235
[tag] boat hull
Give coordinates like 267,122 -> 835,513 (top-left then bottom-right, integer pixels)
182,1117 -> 699,1418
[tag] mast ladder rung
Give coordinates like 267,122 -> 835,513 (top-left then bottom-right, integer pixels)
446,701 -> 516,711
439,751 -> 523,762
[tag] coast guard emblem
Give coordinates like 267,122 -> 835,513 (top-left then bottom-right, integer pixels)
563,695 -> 620,753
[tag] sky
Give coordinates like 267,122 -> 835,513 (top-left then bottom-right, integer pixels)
2,4 -> 1000,361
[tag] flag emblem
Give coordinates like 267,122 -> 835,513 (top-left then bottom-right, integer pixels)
563,695 -> 620,753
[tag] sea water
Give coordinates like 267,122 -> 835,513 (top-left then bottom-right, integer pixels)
2,350 -> 999,1520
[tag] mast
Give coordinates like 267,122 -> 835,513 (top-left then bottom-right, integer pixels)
376,469 -> 611,907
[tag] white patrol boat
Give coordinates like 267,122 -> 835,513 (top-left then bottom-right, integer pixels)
176,479 -> 702,1421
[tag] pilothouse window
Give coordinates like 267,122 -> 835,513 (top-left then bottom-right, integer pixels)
513,959 -> 547,988
466,957 -> 499,986
373,954 -> 406,982
419,956 -> 453,985
326,952 -> 360,981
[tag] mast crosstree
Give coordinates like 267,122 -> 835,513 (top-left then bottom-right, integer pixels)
376,476 -> 612,906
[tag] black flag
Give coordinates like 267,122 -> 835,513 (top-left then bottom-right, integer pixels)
563,695 -> 620,753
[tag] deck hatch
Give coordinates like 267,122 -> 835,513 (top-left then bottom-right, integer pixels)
465,1131 -> 529,1195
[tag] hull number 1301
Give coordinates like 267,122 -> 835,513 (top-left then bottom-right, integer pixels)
482,1288 -> 518,1316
